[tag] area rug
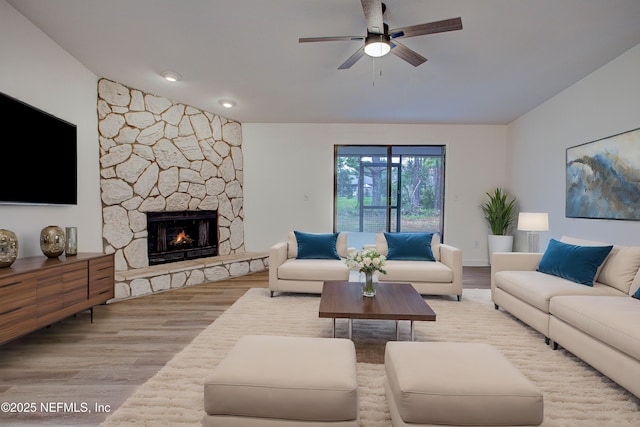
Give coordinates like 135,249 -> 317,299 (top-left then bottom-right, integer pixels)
101,288 -> 640,426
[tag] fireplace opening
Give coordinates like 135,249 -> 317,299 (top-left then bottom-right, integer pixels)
146,210 -> 217,265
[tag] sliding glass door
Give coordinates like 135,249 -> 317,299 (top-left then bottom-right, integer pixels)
335,145 -> 445,248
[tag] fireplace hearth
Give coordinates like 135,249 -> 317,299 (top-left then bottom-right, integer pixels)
146,210 -> 217,265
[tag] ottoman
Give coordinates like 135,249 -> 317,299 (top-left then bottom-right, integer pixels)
385,342 -> 543,426
203,335 -> 359,426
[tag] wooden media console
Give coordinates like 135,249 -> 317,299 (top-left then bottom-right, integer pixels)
0,253 -> 114,344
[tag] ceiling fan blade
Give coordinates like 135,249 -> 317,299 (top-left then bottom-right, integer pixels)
390,41 -> 427,67
299,36 -> 363,43
390,17 -> 462,39
361,0 -> 384,34
338,46 -> 366,70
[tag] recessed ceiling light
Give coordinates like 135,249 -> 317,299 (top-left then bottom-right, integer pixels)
219,99 -> 236,108
161,71 -> 181,82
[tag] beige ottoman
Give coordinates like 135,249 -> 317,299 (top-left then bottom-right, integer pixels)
203,335 -> 359,426
385,342 -> 543,426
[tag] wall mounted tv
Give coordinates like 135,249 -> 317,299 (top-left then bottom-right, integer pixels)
0,91 -> 77,205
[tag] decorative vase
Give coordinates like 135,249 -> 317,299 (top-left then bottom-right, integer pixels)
40,226 -> 65,258
0,229 -> 19,268
65,227 -> 78,256
362,270 -> 376,297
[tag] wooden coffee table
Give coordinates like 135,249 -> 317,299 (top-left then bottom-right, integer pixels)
319,281 -> 436,341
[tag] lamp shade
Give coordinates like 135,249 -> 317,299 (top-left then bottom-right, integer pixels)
517,212 -> 549,232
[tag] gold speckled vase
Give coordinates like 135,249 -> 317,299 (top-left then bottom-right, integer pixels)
40,226 -> 65,258
0,229 -> 18,267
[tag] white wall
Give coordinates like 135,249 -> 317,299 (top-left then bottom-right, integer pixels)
243,123 -> 507,265
11,0 -> 636,265
508,43 -> 640,251
0,1 -> 102,258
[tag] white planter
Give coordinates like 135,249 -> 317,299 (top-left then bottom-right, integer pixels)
487,235 -> 514,264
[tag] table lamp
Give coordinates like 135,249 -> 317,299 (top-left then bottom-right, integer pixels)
517,212 -> 549,252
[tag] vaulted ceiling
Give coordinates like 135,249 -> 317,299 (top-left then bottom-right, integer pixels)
8,0 -> 640,124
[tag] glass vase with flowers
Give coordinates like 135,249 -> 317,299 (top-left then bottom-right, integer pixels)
345,248 -> 387,297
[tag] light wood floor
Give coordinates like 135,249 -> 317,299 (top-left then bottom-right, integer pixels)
0,267 -> 490,426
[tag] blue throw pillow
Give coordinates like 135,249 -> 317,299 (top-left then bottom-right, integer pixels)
294,231 -> 340,260
384,232 -> 435,261
537,239 -> 613,286
633,287 -> 640,300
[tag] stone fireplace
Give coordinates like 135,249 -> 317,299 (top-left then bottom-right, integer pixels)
146,210 -> 218,265
97,79 -> 267,301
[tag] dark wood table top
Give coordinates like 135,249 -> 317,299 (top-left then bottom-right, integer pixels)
319,281 -> 437,321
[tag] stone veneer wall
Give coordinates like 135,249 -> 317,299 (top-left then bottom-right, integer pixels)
97,79 -> 266,300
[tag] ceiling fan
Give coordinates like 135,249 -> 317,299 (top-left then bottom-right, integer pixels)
299,0 -> 462,69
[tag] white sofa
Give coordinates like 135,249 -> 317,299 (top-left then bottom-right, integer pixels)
269,231 -> 463,300
491,236 -> 640,398
368,232 -> 463,300
269,231 -> 351,296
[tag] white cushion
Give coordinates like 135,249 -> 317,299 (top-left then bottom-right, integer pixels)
598,246 -> 640,294
561,236 -> 640,293
278,258 -> 349,281
495,270 -> 623,313
550,296 -> 640,360
380,260 -> 452,283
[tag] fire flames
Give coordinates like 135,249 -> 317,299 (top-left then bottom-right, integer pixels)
170,230 -> 193,246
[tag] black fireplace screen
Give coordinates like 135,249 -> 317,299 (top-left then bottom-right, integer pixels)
146,210 -> 217,265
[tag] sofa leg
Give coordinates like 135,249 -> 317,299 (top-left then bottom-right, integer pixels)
550,340 -> 558,350
494,303 -> 499,310
545,337 -> 550,345
457,295 -> 461,302
270,291 -> 274,298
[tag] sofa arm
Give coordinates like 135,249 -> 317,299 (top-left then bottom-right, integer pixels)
439,244 -> 463,296
269,242 -> 288,290
491,252 -> 543,296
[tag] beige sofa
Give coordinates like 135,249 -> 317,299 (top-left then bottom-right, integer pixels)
368,232 -> 463,300
269,231 -> 351,296
491,236 -> 640,398
269,231 -> 463,300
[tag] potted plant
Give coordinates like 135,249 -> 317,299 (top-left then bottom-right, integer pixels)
480,188 -> 517,259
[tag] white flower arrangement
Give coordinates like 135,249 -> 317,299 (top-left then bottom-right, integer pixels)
345,248 -> 387,275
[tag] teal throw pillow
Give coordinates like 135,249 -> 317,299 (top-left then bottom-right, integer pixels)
294,231 -> 340,260
633,287 -> 640,300
537,239 -> 613,286
384,232 -> 435,261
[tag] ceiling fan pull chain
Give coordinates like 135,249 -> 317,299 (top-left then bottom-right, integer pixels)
372,57 -> 376,87
371,57 -> 383,86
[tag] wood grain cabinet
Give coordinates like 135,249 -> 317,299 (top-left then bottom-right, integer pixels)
0,253 -> 114,345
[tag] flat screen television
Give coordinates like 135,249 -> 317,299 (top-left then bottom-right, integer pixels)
0,91 -> 77,205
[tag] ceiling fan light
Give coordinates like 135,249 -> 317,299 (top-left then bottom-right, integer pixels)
364,34 -> 391,57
